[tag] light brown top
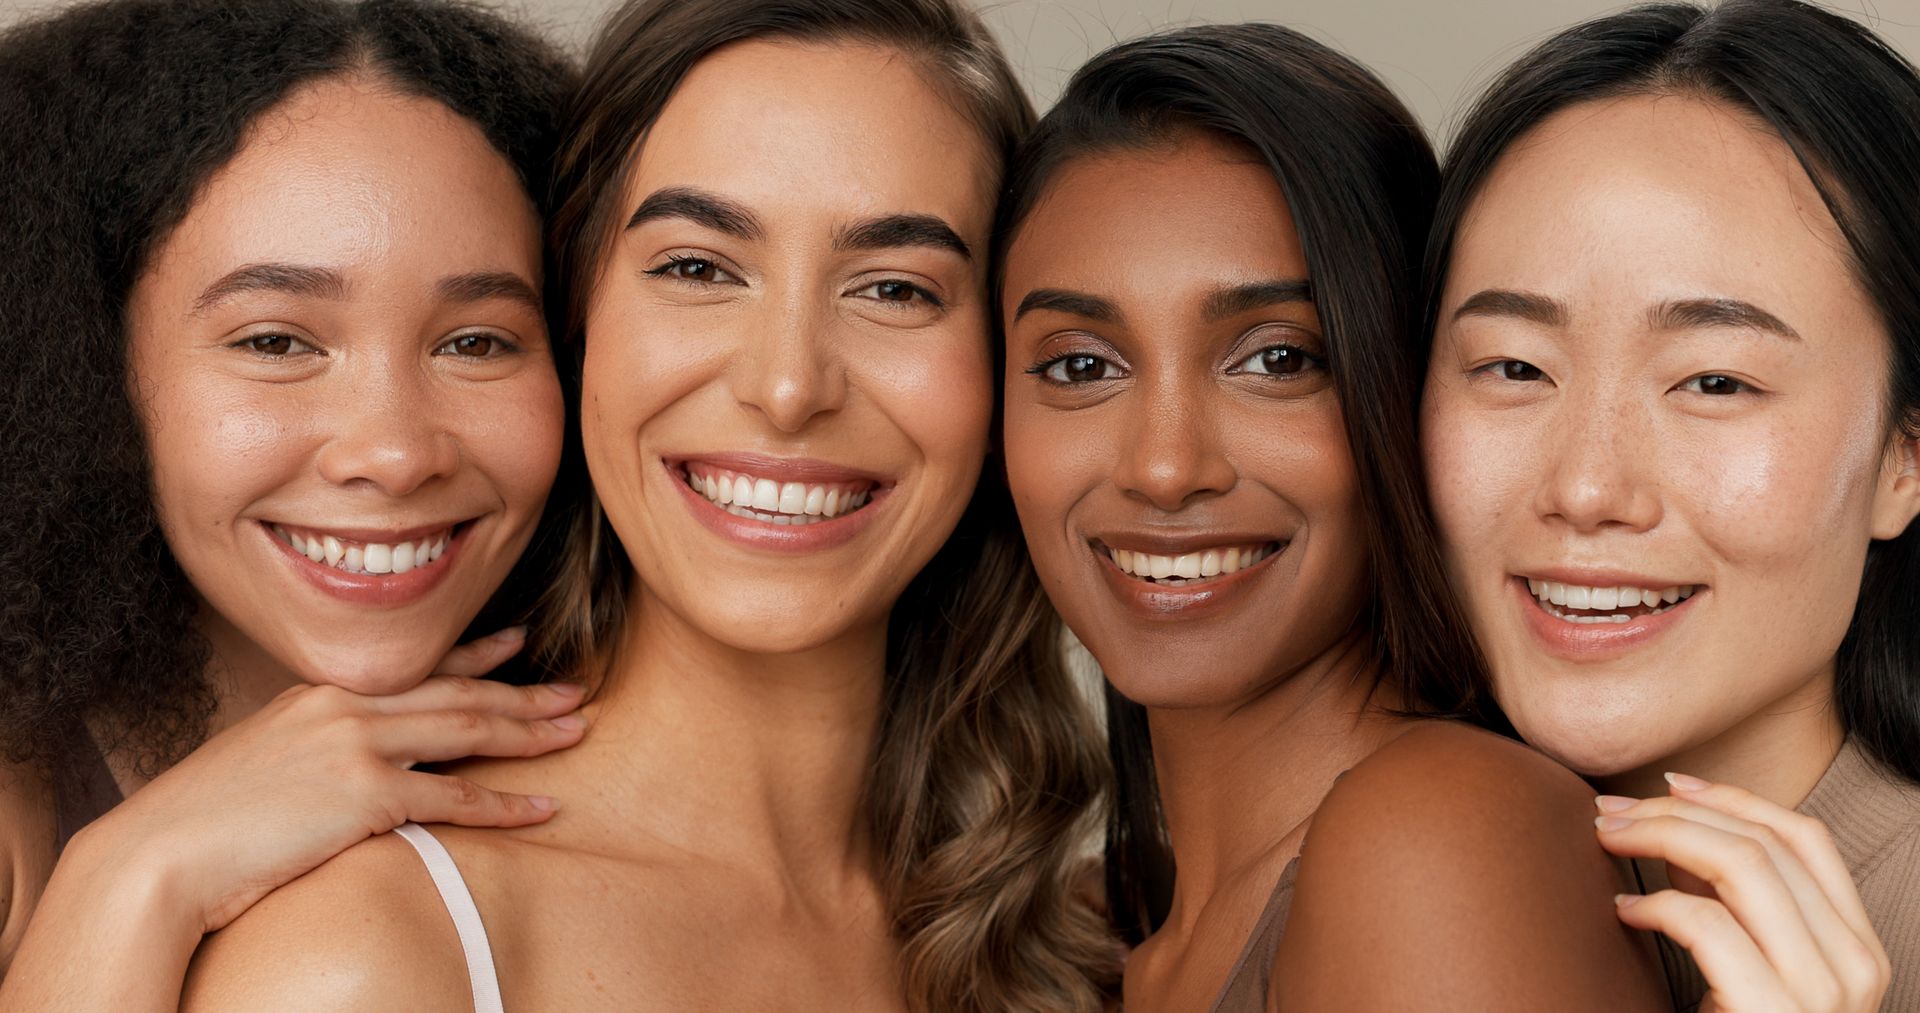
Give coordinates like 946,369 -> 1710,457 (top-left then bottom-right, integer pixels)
1650,738 -> 1920,1011
1207,856 -> 1299,1013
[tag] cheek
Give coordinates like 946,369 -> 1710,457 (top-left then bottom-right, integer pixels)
458,367 -> 566,515
864,320 -> 994,481
139,372 -> 306,540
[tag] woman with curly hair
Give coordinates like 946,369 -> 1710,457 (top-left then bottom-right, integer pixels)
181,0 -> 1116,1010
0,0 -> 586,1006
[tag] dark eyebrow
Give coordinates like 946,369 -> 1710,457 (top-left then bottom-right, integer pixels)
193,263 -> 347,314
1651,298 -> 1801,341
1451,289 -> 1567,327
625,186 -> 764,240
1203,279 -> 1313,322
436,271 -> 541,312
833,214 -> 971,260
1014,288 -> 1121,323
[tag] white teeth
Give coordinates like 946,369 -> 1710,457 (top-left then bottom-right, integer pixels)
275,524 -> 455,577
1108,543 -> 1276,584
1527,579 -> 1699,623
684,466 -> 878,524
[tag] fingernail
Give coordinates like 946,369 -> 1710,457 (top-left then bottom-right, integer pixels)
1595,815 -> 1634,831
550,714 -> 587,731
493,625 -> 529,642
1664,771 -> 1710,792
1614,893 -> 1642,908
548,681 -> 586,697
1594,795 -> 1637,813
529,795 -> 557,812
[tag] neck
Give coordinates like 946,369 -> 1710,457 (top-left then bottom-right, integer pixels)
1599,662 -> 1846,809
1148,628 -> 1404,931
565,584 -> 889,885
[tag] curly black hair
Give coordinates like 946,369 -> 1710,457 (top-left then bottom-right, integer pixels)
0,0 -> 577,788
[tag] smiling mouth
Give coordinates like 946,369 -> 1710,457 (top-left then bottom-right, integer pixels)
682,463 -> 876,526
269,523 -> 458,575
1524,578 -> 1700,624
1101,541 -> 1282,587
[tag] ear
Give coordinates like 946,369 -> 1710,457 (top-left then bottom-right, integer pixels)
1871,426 -> 1920,540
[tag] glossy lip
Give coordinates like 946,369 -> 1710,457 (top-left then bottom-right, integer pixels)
1511,570 -> 1705,660
666,455 -> 892,554
260,518 -> 473,607
1088,530 -> 1288,622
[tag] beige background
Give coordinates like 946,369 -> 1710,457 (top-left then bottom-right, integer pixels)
3,0 -> 1917,135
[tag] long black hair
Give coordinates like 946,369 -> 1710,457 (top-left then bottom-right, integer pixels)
1424,0 -> 1920,785
991,23 -> 1490,941
0,0 -> 576,786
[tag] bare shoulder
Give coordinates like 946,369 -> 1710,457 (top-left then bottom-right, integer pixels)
181,831 -> 470,1012
1274,721 -> 1667,1012
0,761 -> 56,968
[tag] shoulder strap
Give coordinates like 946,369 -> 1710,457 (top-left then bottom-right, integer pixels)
392,822 -> 505,1013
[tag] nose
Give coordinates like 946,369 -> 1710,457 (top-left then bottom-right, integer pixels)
1533,386 -> 1662,533
313,357 -> 459,497
728,295 -> 847,434
1113,373 -> 1235,512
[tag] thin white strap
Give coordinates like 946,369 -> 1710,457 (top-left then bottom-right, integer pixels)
392,822 -> 505,1013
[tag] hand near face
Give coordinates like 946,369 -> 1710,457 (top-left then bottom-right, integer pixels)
1597,779 -> 1890,1012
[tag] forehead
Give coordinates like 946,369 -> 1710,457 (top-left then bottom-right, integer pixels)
1450,93 -> 1859,312
626,38 -> 998,238
157,75 -> 538,282
1010,135 -> 1306,288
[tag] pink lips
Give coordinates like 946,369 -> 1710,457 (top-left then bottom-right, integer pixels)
668,454 -> 891,554
265,520 -> 469,608
1511,574 -> 1702,660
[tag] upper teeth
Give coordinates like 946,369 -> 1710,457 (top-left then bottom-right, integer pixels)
1528,580 -> 1695,610
1108,543 -> 1274,582
273,524 -> 450,575
686,466 -> 872,526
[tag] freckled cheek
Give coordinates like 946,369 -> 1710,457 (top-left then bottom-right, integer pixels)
140,377 -> 311,538
1421,399 -> 1541,569
448,371 -> 566,518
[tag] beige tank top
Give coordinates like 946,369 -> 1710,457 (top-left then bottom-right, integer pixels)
1207,857 -> 1301,1013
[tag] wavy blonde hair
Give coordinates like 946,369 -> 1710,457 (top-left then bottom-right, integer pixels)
529,0 -> 1120,1007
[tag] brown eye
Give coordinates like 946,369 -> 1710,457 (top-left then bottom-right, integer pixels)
234,332 -> 314,357
1035,353 -> 1122,384
1494,360 -> 1544,382
1234,344 -> 1321,376
446,333 -> 498,357
644,255 -> 738,285
1684,374 -> 1746,396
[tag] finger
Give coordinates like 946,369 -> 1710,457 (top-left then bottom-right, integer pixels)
432,626 -> 528,678
1664,775 -> 1880,954
395,773 -> 558,829
372,709 -> 587,766
1597,814 -> 1840,1008
1615,891 -> 1798,1013
1598,794 -> 1880,1006
367,673 -> 585,720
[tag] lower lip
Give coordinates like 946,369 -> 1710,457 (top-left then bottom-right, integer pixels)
1514,576 -> 1699,659
263,522 -> 468,608
670,464 -> 884,554
1094,544 -> 1285,621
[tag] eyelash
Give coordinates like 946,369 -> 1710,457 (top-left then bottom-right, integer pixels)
643,253 -> 738,285
435,332 -> 520,359
231,332 -> 318,358
850,279 -> 944,309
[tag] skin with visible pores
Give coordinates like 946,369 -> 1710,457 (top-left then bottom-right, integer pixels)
0,73 -> 584,1013
183,40 -> 1002,1011
1003,132 -> 1666,1012
1422,94 -> 1920,804
130,74 -> 563,703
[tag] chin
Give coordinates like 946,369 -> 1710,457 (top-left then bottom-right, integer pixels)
1507,703 -> 1666,780
283,638 -> 449,696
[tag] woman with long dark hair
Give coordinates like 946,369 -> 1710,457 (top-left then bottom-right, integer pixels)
0,0 -> 584,1007
995,23 -> 1668,1010
1422,1 -> 1919,1007
181,1 -> 1114,1009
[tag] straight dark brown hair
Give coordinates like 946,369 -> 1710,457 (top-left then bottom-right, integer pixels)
991,22 -> 1494,941
531,0 -> 1120,1008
